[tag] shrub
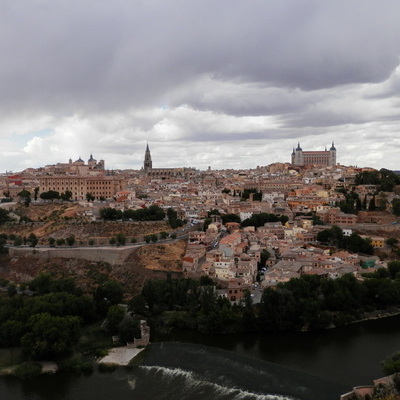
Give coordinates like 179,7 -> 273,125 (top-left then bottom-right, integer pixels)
94,348 -> 108,358
14,361 -> 42,380
382,352 -> 400,375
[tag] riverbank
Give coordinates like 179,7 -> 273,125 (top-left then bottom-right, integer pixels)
99,347 -> 144,366
3,314 -> 400,400
349,308 -> 400,326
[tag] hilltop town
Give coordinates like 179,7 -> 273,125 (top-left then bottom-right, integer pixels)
1,143 -> 400,302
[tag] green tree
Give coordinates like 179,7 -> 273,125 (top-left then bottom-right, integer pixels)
0,208 -> 10,224
60,191 -> 73,201
222,213 -> 241,224
100,208 -> 119,220
21,313 -> 80,359
259,249 -> 270,269
48,237 -> 56,247
86,193 -> 95,202
259,288 -> 299,331
40,190 -> 60,201
66,235 -> 75,246
106,305 -> 125,334
14,361 -> 42,380
362,196 -> 367,210
141,280 -> 159,312
368,195 -> 376,211
241,213 -> 288,228
0,236 -> 7,254
382,352 -> 400,375
386,238 -> 399,248
241,188 -> 262,201
28,233 -> 38,247
18,189 -> 31,207
388,261 -> 400,279
128,295 -> 148,316
13,236 -> 23,246
160,231 -> 168,240
118,316 -> 140,343
115,233 -> 126,246
392,199 -> 400,217
95,280 -> 123,306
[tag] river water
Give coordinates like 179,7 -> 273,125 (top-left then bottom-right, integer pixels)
2,315 -> 400,400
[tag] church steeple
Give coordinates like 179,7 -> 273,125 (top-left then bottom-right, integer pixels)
144,143 -> 152,171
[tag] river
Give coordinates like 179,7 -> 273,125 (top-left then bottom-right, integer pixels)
2,314 -> 400,400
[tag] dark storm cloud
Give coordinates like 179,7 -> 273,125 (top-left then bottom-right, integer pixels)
2,0 -> 400,116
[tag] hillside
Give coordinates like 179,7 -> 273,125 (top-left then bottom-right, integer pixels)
0,203 -> 172,244
0,240 -> 186,298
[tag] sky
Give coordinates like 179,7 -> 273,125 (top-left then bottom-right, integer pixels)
2,0 -> 400,172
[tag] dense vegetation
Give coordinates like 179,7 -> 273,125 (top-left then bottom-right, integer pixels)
240,188 -> 263,202
241,213 -> 289,228
100,206 -> 185,230
0,273 -> 136,364
40,190 -> 73,202
355,168 -> 400,192
131,263 -> 400,335
100,204 -> 166,221
0,208 -> 10,224
317,225 -> 374,254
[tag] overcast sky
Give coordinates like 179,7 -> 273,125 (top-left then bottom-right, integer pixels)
2,0 -> 400,172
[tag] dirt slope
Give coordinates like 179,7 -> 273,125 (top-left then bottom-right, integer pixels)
0,240 -> 186,298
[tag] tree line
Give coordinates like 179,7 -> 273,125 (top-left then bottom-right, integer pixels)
99,206 -> 185,229
355,168 -> 400,192
316,225 -> 374,254
0,273 -> 131,362
129,263 -> 400,335
100,204 -> 166,221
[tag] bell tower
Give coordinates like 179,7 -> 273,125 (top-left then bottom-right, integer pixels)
144,143 -> 152,171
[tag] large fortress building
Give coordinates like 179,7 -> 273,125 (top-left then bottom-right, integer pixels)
291,142 -> 336,167
38,154 -> 124,201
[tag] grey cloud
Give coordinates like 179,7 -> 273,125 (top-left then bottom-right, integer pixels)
2,0 -> 400,117
3,1 -> 400,171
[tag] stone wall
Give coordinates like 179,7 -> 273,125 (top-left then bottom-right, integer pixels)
9,246 -> 136,265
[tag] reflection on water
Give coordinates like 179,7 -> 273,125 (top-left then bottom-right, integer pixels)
154,314 -> 400,388
1,314 -> 400,400
139,342 -> 347,400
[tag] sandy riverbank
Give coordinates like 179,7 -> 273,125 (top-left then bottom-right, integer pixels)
99,347 -> 144,366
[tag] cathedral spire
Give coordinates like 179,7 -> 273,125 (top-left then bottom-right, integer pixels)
144,143 -> 152,171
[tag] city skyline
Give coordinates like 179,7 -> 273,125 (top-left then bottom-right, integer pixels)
1,1 -> 400,172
